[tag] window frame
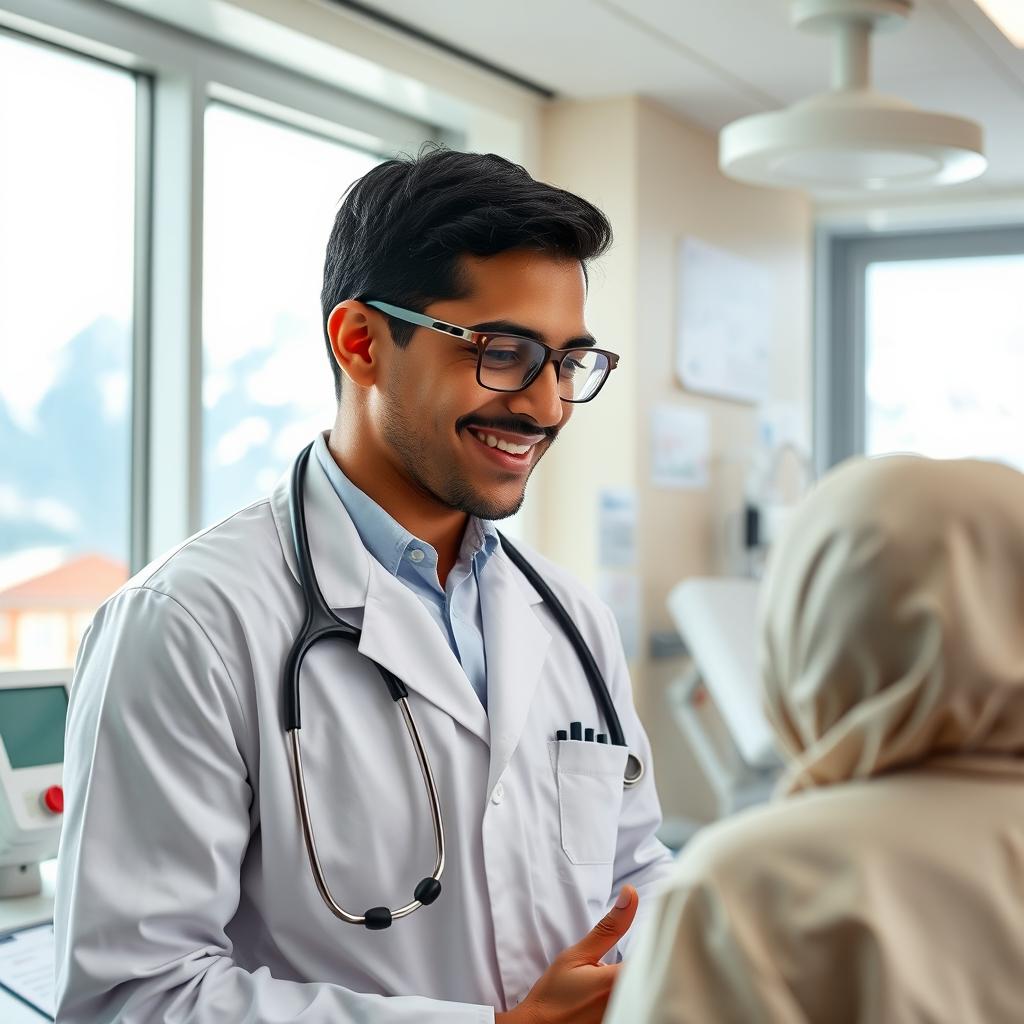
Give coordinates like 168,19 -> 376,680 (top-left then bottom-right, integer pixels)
815,223 -> 1024,474
0,25 -> 143,624
0,0 -> 443,583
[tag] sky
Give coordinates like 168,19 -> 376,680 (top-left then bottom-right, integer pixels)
0,33 -> 135,433
866,255 -> 1024,469
202,102 -> 378,502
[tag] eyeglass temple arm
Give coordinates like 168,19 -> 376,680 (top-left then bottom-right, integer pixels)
365,300 -> 476,342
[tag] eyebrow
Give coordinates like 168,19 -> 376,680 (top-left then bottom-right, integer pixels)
467,320 -> 597,350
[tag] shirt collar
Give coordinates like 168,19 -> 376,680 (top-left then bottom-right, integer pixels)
314,433 -> 499,579
463,515 -> 500,568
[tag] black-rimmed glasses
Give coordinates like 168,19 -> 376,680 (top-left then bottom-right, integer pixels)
366,300 -> 619,403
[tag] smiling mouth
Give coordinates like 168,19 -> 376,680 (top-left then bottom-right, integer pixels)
466,427 -> 546,471
470,429 -> 538,455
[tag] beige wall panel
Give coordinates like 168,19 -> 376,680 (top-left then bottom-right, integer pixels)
634,99 -> 812,825
535,96 -> 641,585
537,96 -> 812,829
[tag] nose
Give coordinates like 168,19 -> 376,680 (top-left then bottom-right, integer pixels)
506,361 -> 565,428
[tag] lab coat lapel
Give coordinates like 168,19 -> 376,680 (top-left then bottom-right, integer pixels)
358,562 -> 490,745
483,549 -> 551,795
272,443 -> 489,743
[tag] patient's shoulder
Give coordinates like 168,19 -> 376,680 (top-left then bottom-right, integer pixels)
670,770 -> 1010,899
671,778 -> 913,892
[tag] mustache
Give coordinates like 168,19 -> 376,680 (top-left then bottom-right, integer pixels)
456,415 -> 558,441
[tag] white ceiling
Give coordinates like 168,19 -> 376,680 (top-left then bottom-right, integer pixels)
350,0 -> 1024,194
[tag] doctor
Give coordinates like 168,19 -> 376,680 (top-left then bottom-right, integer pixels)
56,147 -> 672,1022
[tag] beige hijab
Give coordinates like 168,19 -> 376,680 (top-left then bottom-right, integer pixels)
606,455 -> 1024,1024
760,454 -> 1024,794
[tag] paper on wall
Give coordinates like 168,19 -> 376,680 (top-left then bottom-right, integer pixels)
651,404 -> 710,490
676,236 -> 773,404
597,571 -> 640,662
597,488 -> 637,569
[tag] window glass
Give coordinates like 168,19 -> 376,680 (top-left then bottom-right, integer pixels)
0,34 -> 135,669
865,255 -> 1024,469
202,104 -> 381,523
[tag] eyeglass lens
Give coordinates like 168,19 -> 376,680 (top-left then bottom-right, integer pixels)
479,337 -> 610,402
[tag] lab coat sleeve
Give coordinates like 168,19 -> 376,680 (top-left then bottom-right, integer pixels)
600,603 -> 675,959
55,586 -> 494,1024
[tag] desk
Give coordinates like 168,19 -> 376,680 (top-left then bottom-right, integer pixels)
0,862 -> 55,1021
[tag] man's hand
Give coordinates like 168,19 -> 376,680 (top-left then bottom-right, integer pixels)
495,886 -> 638,1024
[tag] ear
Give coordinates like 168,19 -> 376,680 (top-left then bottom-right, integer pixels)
327,301 -> 383,390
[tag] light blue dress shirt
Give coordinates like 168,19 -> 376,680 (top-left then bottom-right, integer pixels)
315,436 -> 498,708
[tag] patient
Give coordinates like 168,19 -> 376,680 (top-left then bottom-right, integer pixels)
606,455 -> 1024,1024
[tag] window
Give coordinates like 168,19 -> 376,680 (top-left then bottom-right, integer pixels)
0,32 -> 136,669
818,226 -> 1024,471
0,5 -> 439,678
201,104 -> 381,524
865,255 -> 1024,467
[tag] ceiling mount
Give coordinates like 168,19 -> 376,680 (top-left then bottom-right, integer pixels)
719,0 -> 986,193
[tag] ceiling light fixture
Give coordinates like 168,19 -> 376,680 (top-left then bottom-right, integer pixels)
719,0 -> 987,193
972,0 -> 1024,47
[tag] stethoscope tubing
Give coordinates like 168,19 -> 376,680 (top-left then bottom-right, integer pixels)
497,535 -> 644,788
283,441 -> 643,929
285,444 -> 440,929
288,697 -> 445,926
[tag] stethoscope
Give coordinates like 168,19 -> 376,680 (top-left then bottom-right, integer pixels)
283,441 -> 644,930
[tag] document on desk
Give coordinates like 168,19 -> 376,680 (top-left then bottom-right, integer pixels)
0,922 -> 55,1021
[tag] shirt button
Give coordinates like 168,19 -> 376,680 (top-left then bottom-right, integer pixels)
491,782 -> 505,805
409,548 -> 425,563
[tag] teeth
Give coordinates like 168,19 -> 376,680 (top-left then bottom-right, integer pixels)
473,430 -> 532,456
497,438 -> 530,454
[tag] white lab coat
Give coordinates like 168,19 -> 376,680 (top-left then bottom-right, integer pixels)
55,440 -> 671,1022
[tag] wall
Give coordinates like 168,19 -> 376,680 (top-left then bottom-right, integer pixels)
539,97 -> 813,826
535,96 -> 641,582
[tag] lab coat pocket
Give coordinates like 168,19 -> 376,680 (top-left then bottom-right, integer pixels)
550,739 -> 628,866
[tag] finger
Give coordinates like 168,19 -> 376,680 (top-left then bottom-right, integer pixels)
567,886 -> 638,964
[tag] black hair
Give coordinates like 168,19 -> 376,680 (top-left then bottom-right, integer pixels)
320,144 -> 613,400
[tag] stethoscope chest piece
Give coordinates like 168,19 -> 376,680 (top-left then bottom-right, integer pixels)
284,441 -> 646,926
284,444 -> 445,929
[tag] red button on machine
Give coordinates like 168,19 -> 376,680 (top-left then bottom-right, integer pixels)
42,785 -> 64,815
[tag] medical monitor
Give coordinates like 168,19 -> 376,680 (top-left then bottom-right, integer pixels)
0,670 -> 71,898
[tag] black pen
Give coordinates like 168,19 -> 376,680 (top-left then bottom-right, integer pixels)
569,721 -> 582,741
584,728 -> 594,742
556,729 -> 568,741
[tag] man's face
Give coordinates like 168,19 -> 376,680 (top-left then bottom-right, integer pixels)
372,249 -> 592,521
